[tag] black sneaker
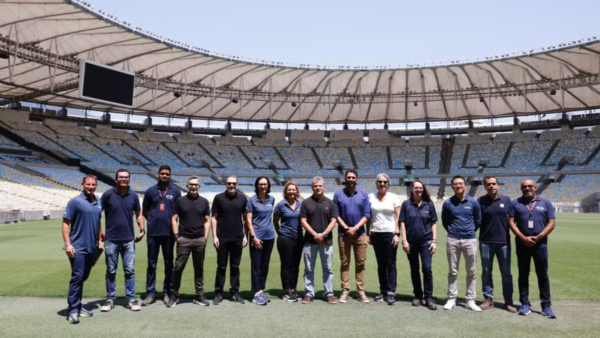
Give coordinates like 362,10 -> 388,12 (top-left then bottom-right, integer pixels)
142,296 -> 155,307
193,295 -> 210,306
374,294 -> 384,302
385,294 -> 396,305
283,290 -> 297,302
292,290 -> 302,300
166,296 -> 179,308
66,313 -> 79,324
231,293 -> 245,304
213,293 -> 223,305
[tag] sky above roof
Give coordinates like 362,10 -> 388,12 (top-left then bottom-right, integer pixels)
92,0 -> 599,67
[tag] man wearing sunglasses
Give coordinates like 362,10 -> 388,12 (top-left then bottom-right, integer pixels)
508,179 -> 556,318
211,175 -> 248,305
100,169 -> 145,312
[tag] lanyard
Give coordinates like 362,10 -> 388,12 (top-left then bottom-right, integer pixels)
159,188 -> 169,203
526,200 -> 537,219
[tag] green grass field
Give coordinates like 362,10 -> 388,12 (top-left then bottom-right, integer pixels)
0,213 -> 599,337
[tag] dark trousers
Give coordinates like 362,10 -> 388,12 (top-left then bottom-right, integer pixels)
516,242 -> 551,307
407,241 -> 433,301
371,232 -> 398,294
146,235 -> 175,298
250,238 -> 275,292
170,237 -> 207,297
480,242 -> 514,304
67,253 -> 95,314
277,235 -> 303,291
215,239 -> 243,294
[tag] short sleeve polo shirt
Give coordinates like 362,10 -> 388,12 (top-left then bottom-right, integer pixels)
143,183 -> 181,237
63,192 -> 102,255
274,199 -> 302,240
246,194 -> 276,240
300,195 -> 338,245
173,194 -> 210,239
399,199 -> 438,244
509,195 -> 555,243
477,194 -> 511,244
101,187 -> 141,242
211,191 -> 247,241
333,188 -> 371,237
441,195 -> 482,240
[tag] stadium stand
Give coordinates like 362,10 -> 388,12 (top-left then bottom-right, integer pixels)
547,137 -> 600,165
128,140 -> 189,169
50,135 -> 122,169
165,142 -> 218,167
0,134 -> 26,150
276,146 -> 325,175
353,147 -> 389,176
24,166 -> 113,193
314,147 -> 354,169
202,145 -> 255,171
240,146 -> 286,169
87,138 -> 153,165
541,174 -> 600,204
486,141 -> 554,173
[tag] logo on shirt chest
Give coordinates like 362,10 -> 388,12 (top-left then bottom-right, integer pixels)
166,195 -> 174,200
535,206 -> 545,211
463,206 -> 472,210
421,210 -> 429,214
500,204 -> 504,208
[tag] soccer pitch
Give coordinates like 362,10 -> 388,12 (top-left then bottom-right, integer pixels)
0,213 -> 599,337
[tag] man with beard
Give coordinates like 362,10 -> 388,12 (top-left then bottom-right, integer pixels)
333,170 -> 371,303
166,176 -> 210,307
211,175 -> 248,305
142,165 -> 181,306
509,179 -> 556,318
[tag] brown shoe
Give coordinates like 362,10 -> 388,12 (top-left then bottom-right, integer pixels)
357,292 -> 370,303
411,298 -> 421,307
301,295 -> 313,304
427,300 -> 438,310
338,291 -> 349,303
506,304 -> 518,313
327,295 -> 337,304
480,297 -> 494,310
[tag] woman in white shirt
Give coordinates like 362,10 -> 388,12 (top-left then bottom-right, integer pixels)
367,173 -> 401,305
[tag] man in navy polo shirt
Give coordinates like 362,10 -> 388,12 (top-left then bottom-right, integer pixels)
100,169 -> 145,312
333,170 -> 371,303
442,175 -> 482,312
141,165 -> 181,306
477,176 -> 516,313
508,179 -> 556,318
62,174 -> 103,324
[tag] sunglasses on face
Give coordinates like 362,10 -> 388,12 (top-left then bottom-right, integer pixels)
226,182 -> 237,186
376,181 -> 388,184
521,185 -> 534,189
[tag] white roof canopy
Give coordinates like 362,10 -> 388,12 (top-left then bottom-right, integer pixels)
1,0 -> 600,123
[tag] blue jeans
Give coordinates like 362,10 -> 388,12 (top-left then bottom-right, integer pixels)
480,242 -> 514,304
303,243 -> 334,298
146,235 -> 175,298
105,240 -> 136,301
67,253 -> 95,314
407,241 -> 433,301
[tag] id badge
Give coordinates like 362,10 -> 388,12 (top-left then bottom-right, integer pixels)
528,220 -> 534,229
160,203 -> 165,211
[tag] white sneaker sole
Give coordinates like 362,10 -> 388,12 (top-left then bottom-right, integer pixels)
443,304 -> 456,310
519,310 -> 531,316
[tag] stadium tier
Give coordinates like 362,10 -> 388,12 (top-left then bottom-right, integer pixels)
2,117 -> 600,214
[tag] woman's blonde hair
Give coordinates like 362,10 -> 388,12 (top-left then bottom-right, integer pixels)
283,180 -> 301,199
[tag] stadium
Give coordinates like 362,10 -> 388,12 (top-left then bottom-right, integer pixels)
0,0 -> 599,337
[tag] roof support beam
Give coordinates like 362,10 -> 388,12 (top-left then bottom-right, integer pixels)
432,68 -> 450,120
419,69 -> 429,120
383,70 -> 396,122
363,71 -> 384,123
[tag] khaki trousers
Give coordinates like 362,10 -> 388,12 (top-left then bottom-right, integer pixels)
339,234 -> 368,292
446,237 -> 478,300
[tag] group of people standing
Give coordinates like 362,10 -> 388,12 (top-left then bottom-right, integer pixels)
61,166 -> 557,324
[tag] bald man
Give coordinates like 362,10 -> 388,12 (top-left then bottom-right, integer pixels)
508,179 -> 556,318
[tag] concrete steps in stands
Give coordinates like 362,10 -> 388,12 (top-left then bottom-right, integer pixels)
235,146 -> 258,170
348,147 -> 359,169
583,142 -> 600,165
84,137 -> 123,164
310,147 -> 324,169
499,142 -> 514,167
163,143 -> 193,167
273,147 -> 291,169
122,140 -> 156,165
461,144 -> 471,168
540,140 -> 561,166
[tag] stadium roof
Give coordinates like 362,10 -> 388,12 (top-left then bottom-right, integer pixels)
1,0 -> 600,123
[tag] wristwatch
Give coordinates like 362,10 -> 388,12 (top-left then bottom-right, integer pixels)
394,232 -> 400,236
175,233 -> 180,240
62,243 -> 72,250
537,234 -> 544,240
250,235 -> 255,241
140,229 -> 146,234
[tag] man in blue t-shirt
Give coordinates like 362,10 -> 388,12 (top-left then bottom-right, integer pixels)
477,176 -> 516,313
100,169 -> 145,313
508,179 -> 557,318
333,170 -> 371,304
141,165 -> 181,306
62,174 -> 103,324
441,175 -> 482,312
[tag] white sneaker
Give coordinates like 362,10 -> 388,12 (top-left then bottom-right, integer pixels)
127,299 -> 141,311
465,300 -> 482,312
443,299 -> 456,310
100,299 -> 114,312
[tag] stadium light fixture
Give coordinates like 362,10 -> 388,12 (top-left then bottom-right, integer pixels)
550,90 -> 557,96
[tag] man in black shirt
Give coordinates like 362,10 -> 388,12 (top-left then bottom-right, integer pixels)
211,175 -> 248,305
166,176 -> 210,308
300,176 -> 338,305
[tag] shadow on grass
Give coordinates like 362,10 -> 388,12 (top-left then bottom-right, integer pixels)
56,299 -> 107,317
